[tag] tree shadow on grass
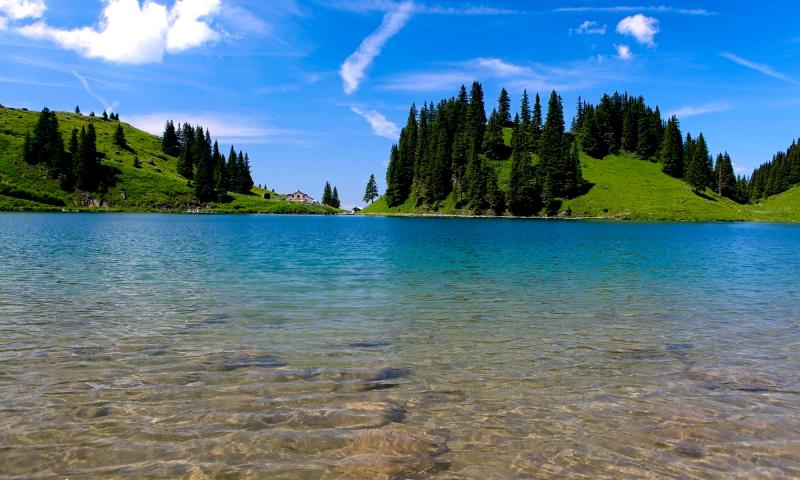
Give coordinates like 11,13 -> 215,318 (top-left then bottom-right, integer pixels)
693,190 -> 717,202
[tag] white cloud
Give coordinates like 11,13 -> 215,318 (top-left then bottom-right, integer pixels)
322,1 -> 518,15
0,15 -> 7,30
0,0 -> 46,20
126,112 -> 309,145
350,106 -> 399,139
340,1 -> 413,94
380,56 -> 623,93
615,43 -> 633,60
555,5 -> 713,16
72,70 -> 118,114
719,51 -> 799,84
666,100 -> 732,118
571,20 -> 606,35
616,14 -> 659,46
18,0 -> 222,64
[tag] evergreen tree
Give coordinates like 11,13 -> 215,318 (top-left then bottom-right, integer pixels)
227,145 -> 240,192
485,162 -> 504,215
482,109 -> 506,160
539,90 -> 566,192
177,124 -> 195,179
102,111 -> 109,121
541,174 -> 556,216
714,152 -> 736,199
469,81 -> 486,153
212,141 -> 228,195
464,152 -> 486,211
660,116 -> 684,178
75,106 -> 81,115
332,186 -> 341,208
113,123 -> 127,149
322,181 -> 333,206
685,132 -> 712,191
133,156 -> 142,168
364,174 -> 379,203
161,120 -> 180,156
498,88 -> 511,126
385,144 -> 402,206
581,105 -> 607,158
531,92 -> 543,151
507,114 -> 538,215
61,128 -> 78,189
74,124 -> 99,191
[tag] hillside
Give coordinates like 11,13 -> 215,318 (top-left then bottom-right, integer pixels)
0,106 -> 338,214
364,149 -> 796,222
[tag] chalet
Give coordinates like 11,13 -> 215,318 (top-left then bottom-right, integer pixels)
286,190 -> 315,203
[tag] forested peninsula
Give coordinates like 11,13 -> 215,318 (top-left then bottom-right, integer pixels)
363,84 -> 800,222
0,106 -> 338,214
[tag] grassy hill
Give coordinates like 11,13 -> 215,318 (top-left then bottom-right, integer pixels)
364,136 -> 797,222
0,106 -> 338,214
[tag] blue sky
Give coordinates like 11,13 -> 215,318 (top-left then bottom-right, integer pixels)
1,1 -> 798,207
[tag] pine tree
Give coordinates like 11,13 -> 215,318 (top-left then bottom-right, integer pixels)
482,109 -> 506,160
332,186 -> 341,208
539,90 -> 566,192
364,174 -> 379,203
161,120 -> 180,156
227,146 -> 240,192
469,81 -> 486,153
498,87 -> 511,126
177,124 -> 195,179
113,123 -> 127,149
464,152 -> 486,211
507,114 -> 537,215
75,105 -> 81,115
714,152 -> 736,199
102,111 -> 109,121
322,182 -> 333,205
581,105 -> 607,158
685,132 -> 711,191
385,144 -> 402,206
485,162 -> 504,215
660,116 -> 684,178
531,92 -> 543,151
212,141 -> 228,196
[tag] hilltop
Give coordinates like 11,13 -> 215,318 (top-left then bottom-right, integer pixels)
0,106 -> 338,214
363,129 -> 795,222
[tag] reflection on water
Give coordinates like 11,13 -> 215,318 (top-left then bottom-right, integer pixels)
0,214 -> 798,479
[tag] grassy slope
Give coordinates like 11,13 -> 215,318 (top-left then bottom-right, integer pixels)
364,148 -> 797,222
752,185 -> 800,222
0,106 -> 337,214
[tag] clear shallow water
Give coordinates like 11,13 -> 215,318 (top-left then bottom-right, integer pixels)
0,213 -> 798,479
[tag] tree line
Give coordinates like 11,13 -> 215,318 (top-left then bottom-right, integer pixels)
23,107 -> 102,191
748,140 -> 800,201
161,121 -> 254,201
384,83 -> 584,215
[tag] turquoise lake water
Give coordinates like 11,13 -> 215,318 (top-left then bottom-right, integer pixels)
0,213 -> 798,478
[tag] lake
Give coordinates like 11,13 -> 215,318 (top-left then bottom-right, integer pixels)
0,213 -> 798,479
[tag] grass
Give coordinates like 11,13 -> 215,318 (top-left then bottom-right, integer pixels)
0,106 -> 337,214
364,150 -> 799,222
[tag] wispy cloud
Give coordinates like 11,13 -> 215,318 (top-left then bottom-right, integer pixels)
72,70 -> 118,114
554,5 -> 714,16
570,20 -> 606,35
666,100 -> 733,118
350,106 -> 399,139
719,51 -> 799,84
322,1 -> 519,15
616,14 -> 659,46
126,112 -> 311,145
18,0 -> 222,64
615,44 -> 633,60
380,56 -> 624,93
255,73 -> 323,94
339,1 -> 413,94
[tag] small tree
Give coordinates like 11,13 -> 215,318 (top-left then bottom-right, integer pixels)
102,111 -> 109,121
75,105 -> 81,115
363,174 -> 379,203
113,123 -> 127,149
133,156 -> 142,168
332,186 -> 341,208
322,181 -> 333,206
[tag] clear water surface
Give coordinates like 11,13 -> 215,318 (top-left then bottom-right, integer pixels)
0,213 -> 798,479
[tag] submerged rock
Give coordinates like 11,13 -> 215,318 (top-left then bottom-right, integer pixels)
687,367 -> 790,393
